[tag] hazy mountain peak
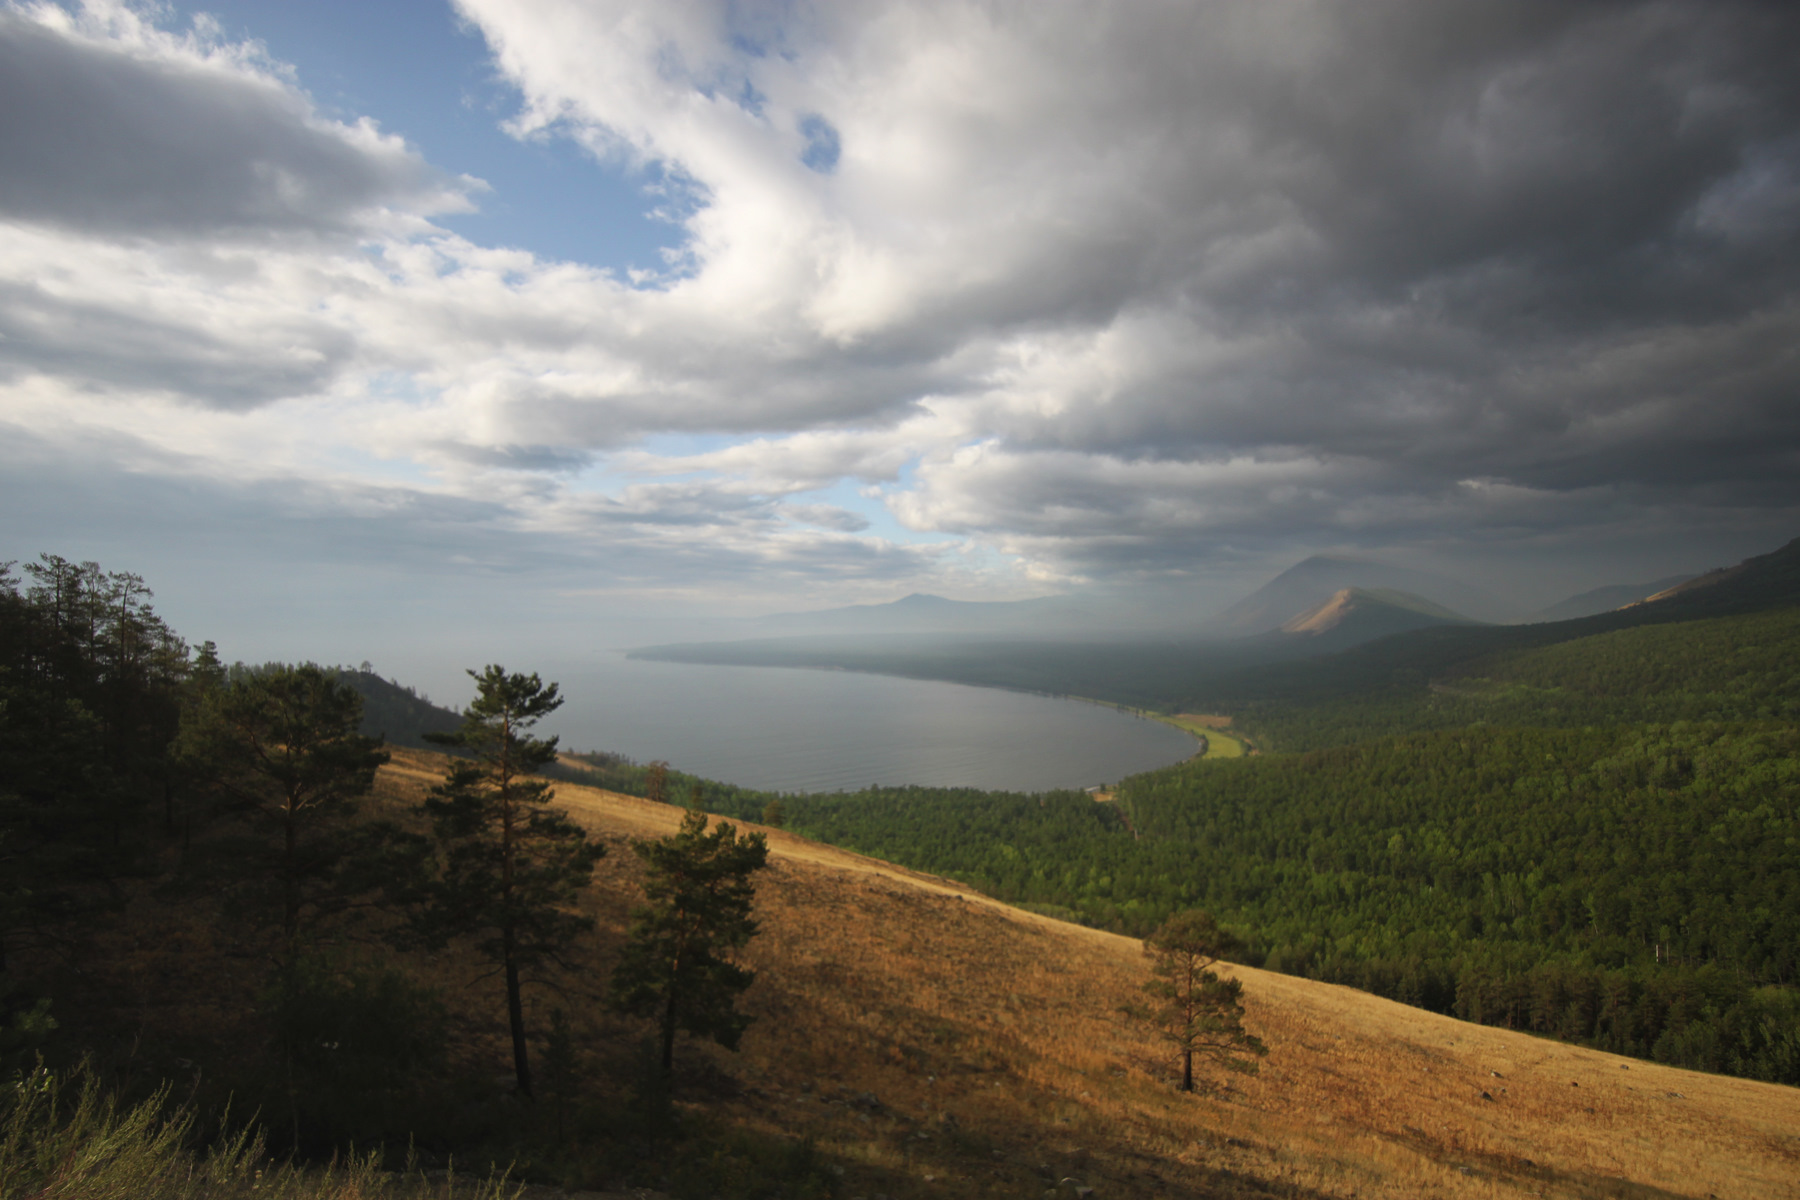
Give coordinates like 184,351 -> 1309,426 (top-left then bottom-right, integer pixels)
1274,590 -> 1468,644
1217,556 -> 1512,634
1278,587 -> 1469,636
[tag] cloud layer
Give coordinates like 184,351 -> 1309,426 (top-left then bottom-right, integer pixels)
4,0 -> 1799,623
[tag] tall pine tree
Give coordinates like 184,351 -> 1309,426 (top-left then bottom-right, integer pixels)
419,666 -> 602,1099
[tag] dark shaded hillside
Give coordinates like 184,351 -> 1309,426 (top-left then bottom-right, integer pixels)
1529,573 -> 1693,622
1208,607 -> 1800,751
333,668 -> 462,748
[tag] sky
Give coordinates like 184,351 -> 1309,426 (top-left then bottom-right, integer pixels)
3,0 -> 1799,672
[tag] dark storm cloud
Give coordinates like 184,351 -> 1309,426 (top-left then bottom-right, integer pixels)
0,12 -> 466,238
883,0 -> 1800,578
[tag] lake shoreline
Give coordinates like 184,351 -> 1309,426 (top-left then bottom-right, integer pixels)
555,652 -> 1199,794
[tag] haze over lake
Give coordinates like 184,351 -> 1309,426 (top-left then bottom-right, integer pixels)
545,654 -> 1198,794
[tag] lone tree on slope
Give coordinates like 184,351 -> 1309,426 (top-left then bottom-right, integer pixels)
1137,909 -> 1267,1092
610,807 -> 769,1078
419,666 -> 603,1100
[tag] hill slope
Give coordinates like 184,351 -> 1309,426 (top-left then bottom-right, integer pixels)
1276,587 -> 1476,648
1529,575 -> 1693,623
476,752 -> 1800,1200
336,667 -> 463,748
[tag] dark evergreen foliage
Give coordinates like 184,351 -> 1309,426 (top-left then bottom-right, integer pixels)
0,555 -> 188,972
610,808 -> 769,1076
176,664 -> 395,957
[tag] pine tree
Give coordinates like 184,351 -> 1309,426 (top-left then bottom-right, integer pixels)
1137,910 -> 1266,1091
1,557 -> 186,972
177,663 -> 392,958
610,808 -> 769,1077
419,666 -> 602,1099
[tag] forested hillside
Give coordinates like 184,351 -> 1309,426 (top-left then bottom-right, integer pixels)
705,721 -> 1799,1084
1219,607 -> 1800,752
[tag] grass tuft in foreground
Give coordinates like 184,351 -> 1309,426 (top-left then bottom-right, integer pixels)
0,1065 -> 518,1200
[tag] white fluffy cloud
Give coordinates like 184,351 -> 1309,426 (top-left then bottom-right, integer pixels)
4,0 -> 1799,619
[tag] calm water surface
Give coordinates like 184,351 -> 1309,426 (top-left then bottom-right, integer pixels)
546,654 -> 1197,794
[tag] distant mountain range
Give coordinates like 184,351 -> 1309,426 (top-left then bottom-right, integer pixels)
730,550 -> 1745,656
752,554 -> 1518,644
746,591 -> 1106,637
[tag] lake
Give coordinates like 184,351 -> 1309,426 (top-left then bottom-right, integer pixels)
543,653 -> 1198,794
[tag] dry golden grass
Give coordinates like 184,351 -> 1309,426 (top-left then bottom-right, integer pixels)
376,749 -> 1800,1200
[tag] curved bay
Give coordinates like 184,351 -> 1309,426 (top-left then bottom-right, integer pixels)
549,654 -> 1197,794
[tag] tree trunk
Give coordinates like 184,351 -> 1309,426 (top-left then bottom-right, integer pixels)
505,937 -> 534,1098
660,984 -> 679,1074
283,797 -> 299,952
498,731 -> 533,1099
1180,1048 -> 1193,1093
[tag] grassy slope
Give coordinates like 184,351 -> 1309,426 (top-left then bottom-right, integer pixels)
400,748 -> 1800,1200
1164,713 -> 1250,758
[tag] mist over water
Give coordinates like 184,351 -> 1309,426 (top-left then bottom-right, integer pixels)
546,654 -> 1198,794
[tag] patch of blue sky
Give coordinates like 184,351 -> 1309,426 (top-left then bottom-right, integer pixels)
798,114 -> 840,173
175,0 -> 686,273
